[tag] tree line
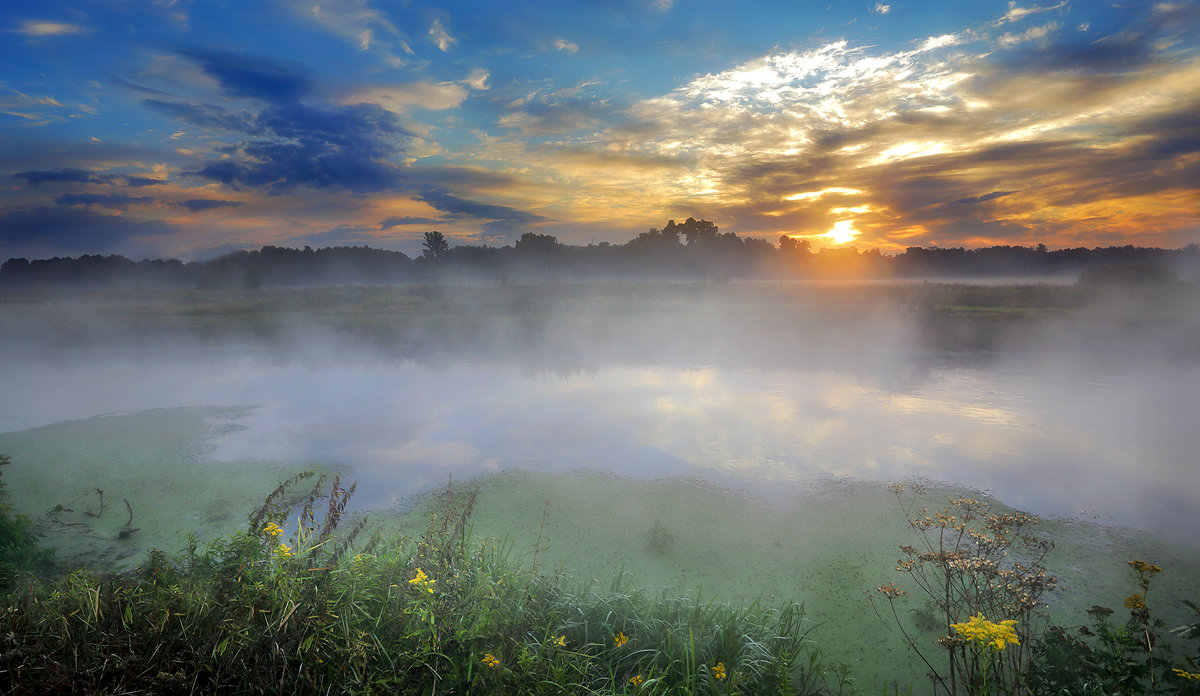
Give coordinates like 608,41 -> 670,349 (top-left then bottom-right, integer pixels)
2,218 -> 1197,289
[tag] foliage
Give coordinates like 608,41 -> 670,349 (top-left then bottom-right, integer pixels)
0,454 -> 53,590
1027,562 -> 1200,695
873,482 -> 1058,695
4,234 -> 1197,289
0,476 -> 851,695
421,230 -> 451,261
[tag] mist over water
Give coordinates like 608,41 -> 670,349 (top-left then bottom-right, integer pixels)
1,286 -> 1196,548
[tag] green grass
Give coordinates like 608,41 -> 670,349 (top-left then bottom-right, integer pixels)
0,478 -> 853,695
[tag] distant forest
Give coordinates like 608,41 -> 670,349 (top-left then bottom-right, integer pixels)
3,218 -> 1197,289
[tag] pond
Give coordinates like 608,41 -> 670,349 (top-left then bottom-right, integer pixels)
3,341 -> 1196,548
1,288 -> 1197,687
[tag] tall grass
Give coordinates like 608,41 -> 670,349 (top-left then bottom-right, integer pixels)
0,476 -> 851,695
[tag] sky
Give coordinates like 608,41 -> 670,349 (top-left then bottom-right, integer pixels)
1,0 -> 1197,261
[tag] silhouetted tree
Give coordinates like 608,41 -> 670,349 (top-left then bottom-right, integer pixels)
422,231 -> 450,261
513,232 -> 560,255
779,235 -> 812,256
674,218 -> 720,246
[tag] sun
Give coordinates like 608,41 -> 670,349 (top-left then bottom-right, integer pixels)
821,220 -> 859,245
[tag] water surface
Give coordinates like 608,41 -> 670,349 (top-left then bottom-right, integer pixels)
2,346 -> 1195,547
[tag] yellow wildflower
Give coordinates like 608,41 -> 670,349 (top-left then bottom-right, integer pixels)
613,631 -> 629,647
629,674 -> 644,687
262,522 -> 283,538
276,543 -> 293,557
1172,668 -> 1200,681
1128,560 -> 1162,574
409,567 -> 436,594
712,662 -> 727,680
950,614 -> 1020,651
552,635 -> 567,648
481,653 -> 500,668
1124,594 -> 1147,611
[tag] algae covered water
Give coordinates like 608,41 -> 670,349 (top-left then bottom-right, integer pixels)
4,351 -> 1194,546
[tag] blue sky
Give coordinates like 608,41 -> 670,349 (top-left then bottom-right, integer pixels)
1,0 -> 1197,260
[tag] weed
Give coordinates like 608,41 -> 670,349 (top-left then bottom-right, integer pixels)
872,482 -> 1057,695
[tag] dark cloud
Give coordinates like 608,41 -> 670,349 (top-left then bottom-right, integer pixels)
142,99 -> 258,133
110,74 -> 175,97
940,191 -> 1017,209
194,112 -> 405,193
54,193 -> 154,209
178,199 -> 243,212
13,169 -> 172,190
13,169 -> 95,186
0,206 -> 173,258
381,216 -> 443,228
1123,98 -> 1200,158
124,176 -> 167,187
417,188 -> 548,226
176,47 -> 312,103
997,2 -> 1198,75
153,49 -> 408,195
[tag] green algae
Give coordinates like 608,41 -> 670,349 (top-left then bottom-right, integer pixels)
2,408 -> 1197,690
384,470 -> 1200,690
0,406 -> 330,570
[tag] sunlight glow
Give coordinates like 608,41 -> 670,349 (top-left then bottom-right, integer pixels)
784,187 -> 863,201
821,220 -> 859,244
870,141 -> 949,164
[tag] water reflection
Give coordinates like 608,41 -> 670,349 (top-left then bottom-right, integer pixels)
1,351 -> 1196,547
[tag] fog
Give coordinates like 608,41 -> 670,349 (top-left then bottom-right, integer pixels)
1,281 -> 1197,549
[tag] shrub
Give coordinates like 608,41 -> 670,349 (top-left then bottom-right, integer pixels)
0,454 -> 53,590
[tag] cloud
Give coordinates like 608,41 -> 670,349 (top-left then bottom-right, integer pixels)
176,47 -> 312,103
142,99 -> 258,132
555,39 -> 580,53
189,103 -> 409,193
54,193 -> 154,209
156,50 -> 412,194
478,0 -> 1199,249
14,169 -> 95,186
124,176 -> 168,187
13,169 -> 170,189
995,1 -> 1067,26
998,21 -> 1061,48
871,4 -> 891,15
0,206 -> 174,258
345,83 -> 469,112
462,68 -> 490,91
496,83 -> 621,136
417,188 -> 548,227
940,191 -> 1017,208
178,199 -> 244,212
299,0 -> 408,66
429,18 -> 456,52
111,75 -> 176,97
14,20 -> 86,37
381,216 -> 443,228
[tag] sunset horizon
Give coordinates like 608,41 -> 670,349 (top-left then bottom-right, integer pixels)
2,1 -> 1197,262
